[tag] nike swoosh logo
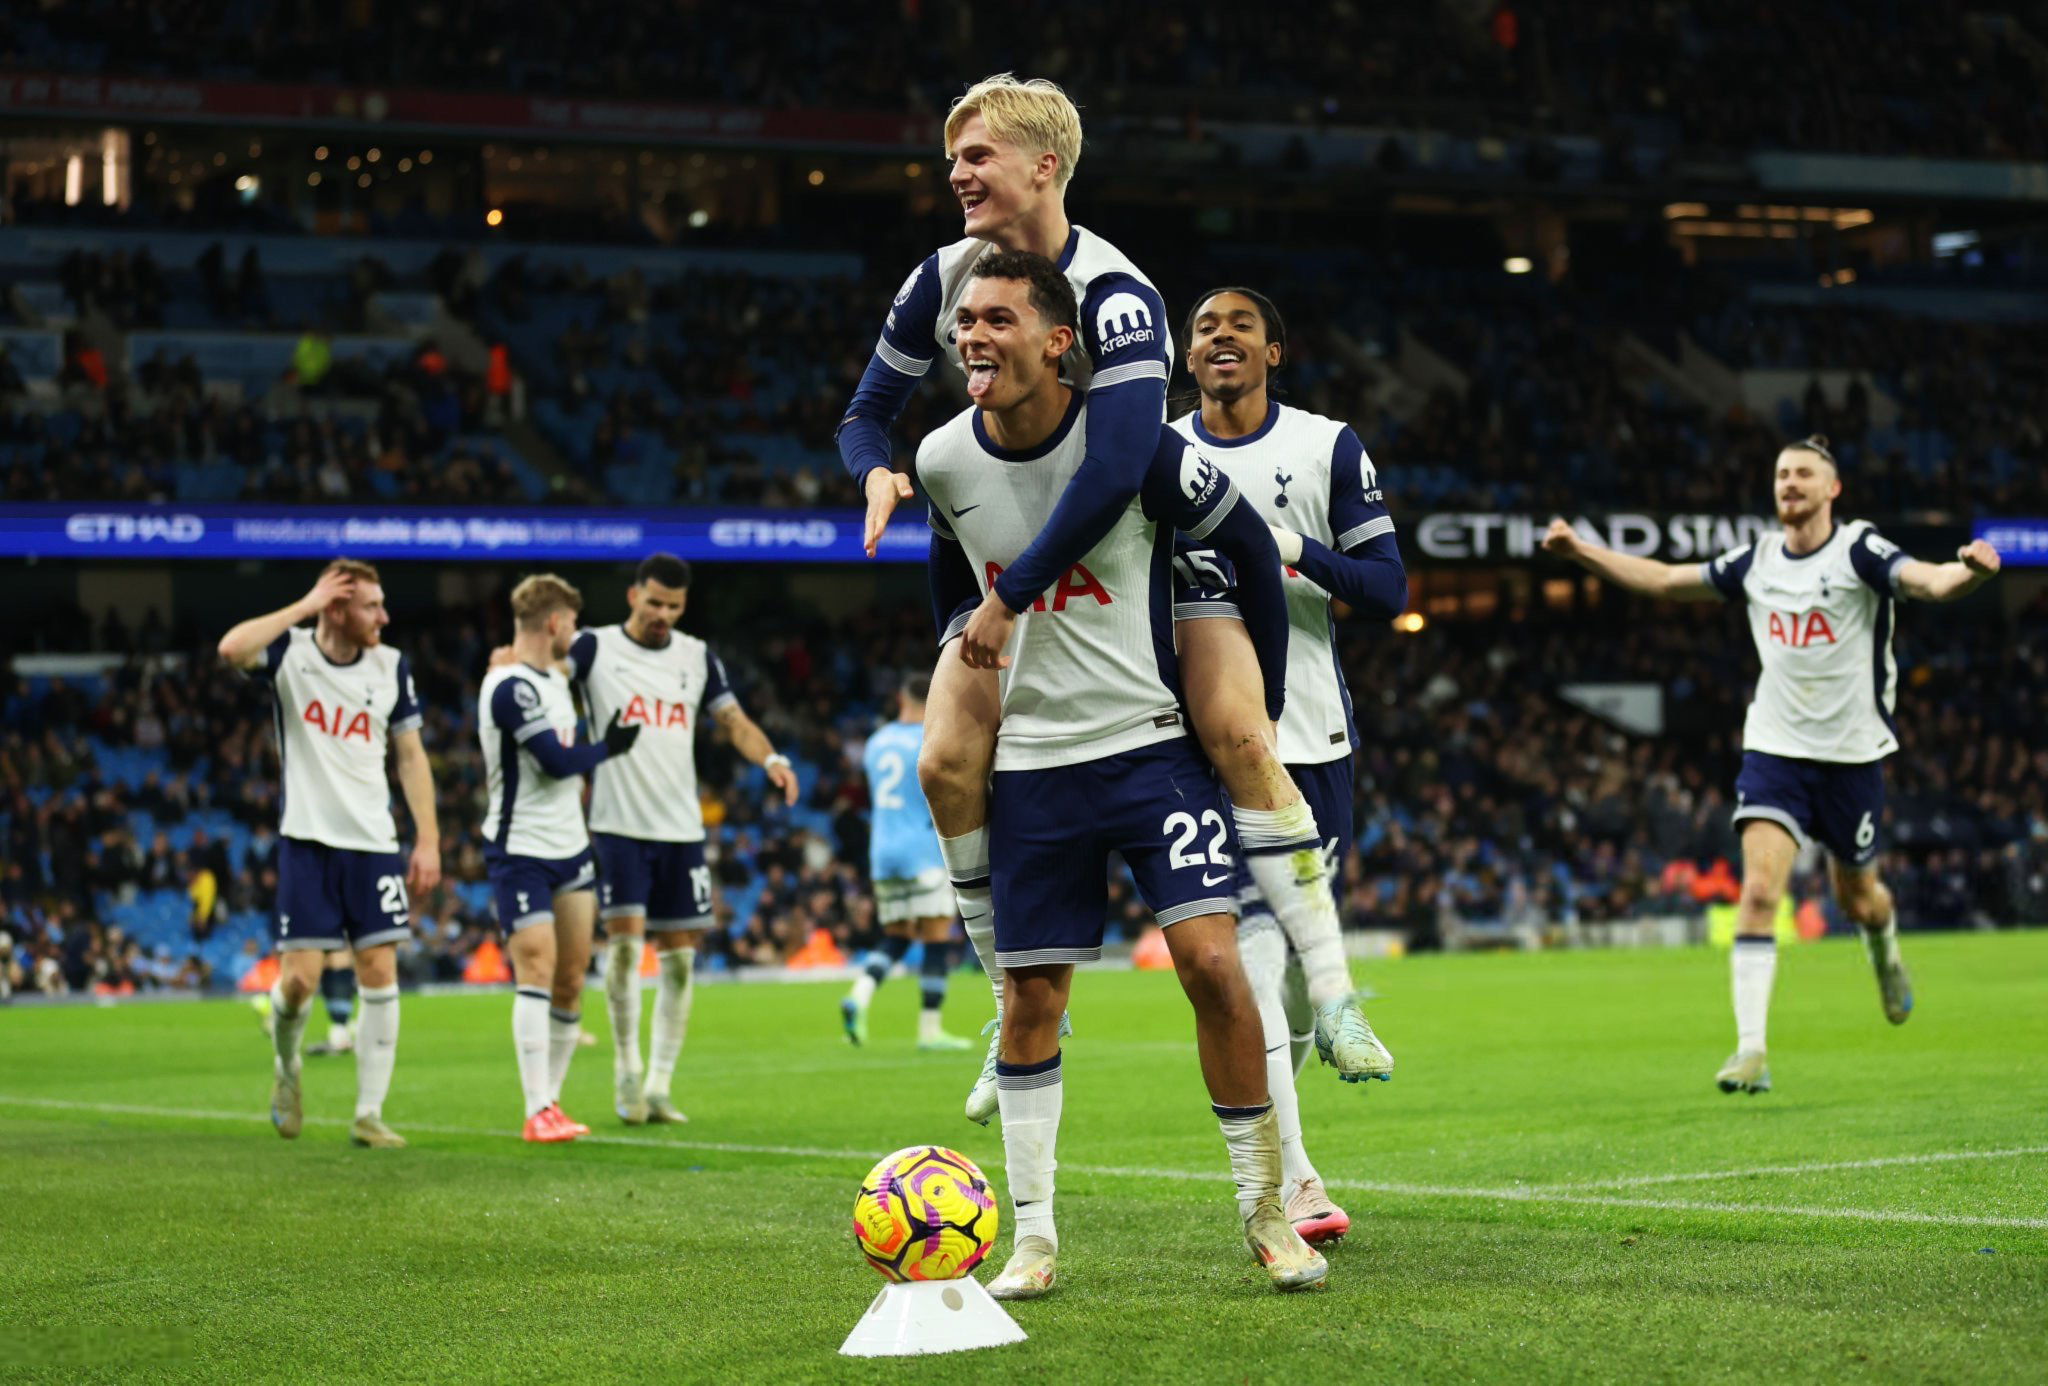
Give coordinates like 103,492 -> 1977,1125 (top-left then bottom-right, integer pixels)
951,504 -> 981,517
1201,872 -> 1230,886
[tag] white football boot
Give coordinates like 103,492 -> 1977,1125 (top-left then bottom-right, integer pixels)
1314,994 -> 1394,1083
1715,1049 -> 1771,1094
1245,1200 -> 1329,1291
987,1235 -> 1058,1301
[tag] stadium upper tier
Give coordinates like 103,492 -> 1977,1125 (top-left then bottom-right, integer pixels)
4,225 -> 2044,517
9,1 -> 2046,160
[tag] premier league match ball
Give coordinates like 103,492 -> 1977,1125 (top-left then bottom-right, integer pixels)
852,1145 -> 999,1282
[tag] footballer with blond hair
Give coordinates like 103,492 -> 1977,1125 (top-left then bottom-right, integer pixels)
479,574 -> 644,1142
838,74 -> 1390,1127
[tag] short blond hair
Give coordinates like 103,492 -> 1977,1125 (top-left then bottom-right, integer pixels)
945,73 -> 1082,191
509,573 -> 583,630
322,557 -> 380,585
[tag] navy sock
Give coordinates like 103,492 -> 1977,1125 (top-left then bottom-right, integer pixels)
919,939 -> 950,1012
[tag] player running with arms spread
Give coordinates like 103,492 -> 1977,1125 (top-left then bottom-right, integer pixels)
838,74 -> 1382,1125
1543,436 -> 2001,1093
217,559 -> 439,1149
917,250 -> 1328,1298
1175,287 -> 1409,1242
567,555 -> 800,1125
480,575 -> 646,1142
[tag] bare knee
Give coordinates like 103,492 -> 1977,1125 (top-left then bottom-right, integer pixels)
278,972 -> 316,1009
1173,939 -> 1247,1008
1835,872 -> 1890,926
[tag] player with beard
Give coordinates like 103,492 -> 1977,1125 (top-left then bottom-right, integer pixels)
1544,437 -> 2002,1092
217,560 -> 440,1149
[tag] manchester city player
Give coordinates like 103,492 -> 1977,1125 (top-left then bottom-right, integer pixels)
843,674 -> 972,1051
917,250 -> 1326,1298
217,559 -> 439,1149
1543,436 -> 2002,1093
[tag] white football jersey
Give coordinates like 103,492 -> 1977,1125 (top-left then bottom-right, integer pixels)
255,628 -> 421,853
917,396 -> 1242,772
568,625 -> 736,843
479,664 -> 592,859
1170,403 -> 1393,765
876,225 -> 1171,399
1706,519 -> 1909,764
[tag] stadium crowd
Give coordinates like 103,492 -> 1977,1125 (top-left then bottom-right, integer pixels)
9,1 -> 2044,160
7,579 -> 2041,997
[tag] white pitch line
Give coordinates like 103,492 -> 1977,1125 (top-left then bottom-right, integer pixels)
6,1093 -> 2044,1231
1548,1145 -> 2048,1192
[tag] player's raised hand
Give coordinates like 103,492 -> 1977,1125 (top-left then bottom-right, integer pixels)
406,839 -> 441,897
958,592 -> 1016,670
765,757 -> 800,806
863,468 -> 916,557
1540,518 -> 1581,558
303,567 -> 357,613
1958,539 -> 2002,578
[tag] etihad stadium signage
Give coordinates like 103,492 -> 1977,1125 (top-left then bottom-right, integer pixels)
0,505 -> 930,563
1414,512 -> 1778,562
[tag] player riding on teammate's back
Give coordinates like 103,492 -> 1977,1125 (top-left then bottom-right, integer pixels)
838,73 -> 1391,1125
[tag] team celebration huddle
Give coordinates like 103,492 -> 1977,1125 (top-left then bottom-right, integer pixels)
220,74 -> 2002,1305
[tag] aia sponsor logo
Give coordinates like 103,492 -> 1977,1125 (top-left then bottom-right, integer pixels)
984,560 -> 1112,613
302,699 -> 374,742
621,694 -> 689,729
1766,609 -> 1838,647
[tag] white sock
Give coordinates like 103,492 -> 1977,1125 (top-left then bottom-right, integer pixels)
849,970 -> 880,1009
548,1007 -> 580,1103
996,1052 -> 1062,1251
513,986 -> 553,1117
1215,1102 -> 1282,1219
918,1007 -> 942,1044
645,948 -> 694,1099
271,979 -> 311,1075
353,983 -> 399,1120
604,932 -> 643,1085
939,826 -> 1001,1022
1732,937 -> 1777,1053
1281,954 -> 1315,1077
1240,936 -> 1320,1191
1236,801 -> 1349,1007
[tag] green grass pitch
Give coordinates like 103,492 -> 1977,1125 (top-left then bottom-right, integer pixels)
3,933 -> 2045,1382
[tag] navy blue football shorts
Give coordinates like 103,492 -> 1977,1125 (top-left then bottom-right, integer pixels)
275,838 -> 412,953
593,832 -> 712,931
1733,750 -> 1887,867
484,845 -> 598,934
989,737 -> 1239,968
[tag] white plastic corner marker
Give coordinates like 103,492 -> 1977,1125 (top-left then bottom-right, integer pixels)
838,1278 -> 1027,1358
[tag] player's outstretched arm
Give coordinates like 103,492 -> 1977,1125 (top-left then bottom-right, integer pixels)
712,701 -> 799,805
1898,540 -> 2002,602
391,727 -> 441,896
1541,518 -> 1718,600
216,567 -> 354,668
